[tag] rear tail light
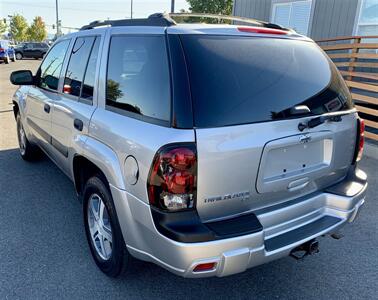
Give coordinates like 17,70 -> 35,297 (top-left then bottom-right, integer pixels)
0,48 -> 4,53
147,143 -> 197,212
353,118 -> 365,163
238,26 -> 288,35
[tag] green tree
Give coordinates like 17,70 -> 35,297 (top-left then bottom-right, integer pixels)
27,16 -> 47,41
186,0 -> 233,23
0,19 -> 7,35
10,14 -> 28,42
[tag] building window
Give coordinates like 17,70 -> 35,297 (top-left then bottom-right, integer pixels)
356,0 -> 378,36
271,1 -> 312,36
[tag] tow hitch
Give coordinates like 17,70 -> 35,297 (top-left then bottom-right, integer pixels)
290,239 -> 319,260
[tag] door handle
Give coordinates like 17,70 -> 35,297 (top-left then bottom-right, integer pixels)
74,118 -> 84,131
44,104 -> 50,113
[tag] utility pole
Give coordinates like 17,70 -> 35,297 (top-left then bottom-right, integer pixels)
130,0 -> 133,19
55,0 -> 60,37
171,0 -> 175,13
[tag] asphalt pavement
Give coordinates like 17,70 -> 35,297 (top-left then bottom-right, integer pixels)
0,60 -> 377,300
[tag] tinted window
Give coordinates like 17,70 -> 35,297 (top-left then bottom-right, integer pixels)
106,35 -> 170,122
81,37 -> 101,100
180,35 -> 353,128
38,39 -> 70,91
64,37 -> 95,97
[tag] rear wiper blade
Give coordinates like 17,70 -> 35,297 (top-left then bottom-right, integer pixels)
298,111 -> 351,131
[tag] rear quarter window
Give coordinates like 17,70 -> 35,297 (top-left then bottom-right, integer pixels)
180,35 -> 352,128
106,35 -> 171,124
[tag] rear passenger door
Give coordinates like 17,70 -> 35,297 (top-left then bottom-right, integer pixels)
50,34 -> 102,176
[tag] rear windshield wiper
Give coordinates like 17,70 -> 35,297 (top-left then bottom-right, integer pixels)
298,111 -> 352,131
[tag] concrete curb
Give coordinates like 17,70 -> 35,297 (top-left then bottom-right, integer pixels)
364,142 -> 378,160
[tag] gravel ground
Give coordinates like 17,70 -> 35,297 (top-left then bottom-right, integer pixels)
0,60 -> 377,300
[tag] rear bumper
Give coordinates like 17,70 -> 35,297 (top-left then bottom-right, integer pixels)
111,167 -> 367,278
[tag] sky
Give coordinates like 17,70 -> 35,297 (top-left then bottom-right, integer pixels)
0,0 -> 190,34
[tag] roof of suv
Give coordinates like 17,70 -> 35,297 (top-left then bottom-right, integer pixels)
74,13 -> 310,42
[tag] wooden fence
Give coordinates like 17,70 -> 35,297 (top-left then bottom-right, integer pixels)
317,36 -> 378,141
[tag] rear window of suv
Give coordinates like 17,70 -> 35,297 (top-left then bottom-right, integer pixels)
180,35 -> 353,128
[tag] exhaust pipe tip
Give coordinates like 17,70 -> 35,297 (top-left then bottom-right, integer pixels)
308,240 -> 319,255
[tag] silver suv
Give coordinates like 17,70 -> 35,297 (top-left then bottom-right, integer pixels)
10,14 -> 367,278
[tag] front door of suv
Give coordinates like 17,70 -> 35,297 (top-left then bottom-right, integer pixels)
26,39 -> 70,152
50,35 -> 102,175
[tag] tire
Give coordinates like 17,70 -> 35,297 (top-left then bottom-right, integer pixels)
83,175 -> 131,277
16,53 -> 23,60
16,113 -> 40,161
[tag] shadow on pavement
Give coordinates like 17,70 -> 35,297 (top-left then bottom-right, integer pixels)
0,148 -> 377,299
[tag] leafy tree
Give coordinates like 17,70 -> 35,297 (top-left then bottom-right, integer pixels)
107,79 -> 124,102
10,14 -> 28,42
0,19 -> 7,35
27,16 -> 47,41
186,0 -> 233,23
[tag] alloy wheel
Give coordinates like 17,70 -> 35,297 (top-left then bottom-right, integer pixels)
87,193 -> 113,260
18,122 -> 26,156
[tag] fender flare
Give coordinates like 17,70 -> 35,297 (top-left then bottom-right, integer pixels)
73,135 -> 126,190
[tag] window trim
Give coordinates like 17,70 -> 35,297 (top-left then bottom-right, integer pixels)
104,33 -> 172,127
354,0 -> 378,34
271,0 -> 313,36
61,35 -> 101,105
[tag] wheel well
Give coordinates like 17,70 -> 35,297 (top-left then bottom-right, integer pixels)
12,101 -> 19,119
73,156 -> 109,196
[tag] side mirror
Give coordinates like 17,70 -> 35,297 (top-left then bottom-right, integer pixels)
10,70 -> 34,85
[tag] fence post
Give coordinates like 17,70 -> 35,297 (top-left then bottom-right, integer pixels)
347,37 -> 361,82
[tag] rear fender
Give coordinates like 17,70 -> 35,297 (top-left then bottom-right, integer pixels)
73,135 -> 126,190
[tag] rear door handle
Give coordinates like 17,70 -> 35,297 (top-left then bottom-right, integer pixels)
74,118 -> 84,131
44,104 -> 50,113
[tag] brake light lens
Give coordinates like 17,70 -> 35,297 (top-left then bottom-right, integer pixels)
238,26 -> 288,35
0,48 -> 4,53
147,143 -> 197,212
356,118 -> 365,162
193,262 -> 217,272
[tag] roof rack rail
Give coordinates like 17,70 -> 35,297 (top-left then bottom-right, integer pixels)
80,13 -> 176,30
169,13 -> 290,31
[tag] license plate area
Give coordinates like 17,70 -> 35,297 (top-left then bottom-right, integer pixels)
256,132 -> 334,194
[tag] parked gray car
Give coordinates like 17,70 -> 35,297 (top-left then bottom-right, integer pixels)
10,14 -> 367,278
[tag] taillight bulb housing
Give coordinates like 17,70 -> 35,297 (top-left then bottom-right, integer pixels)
147,143 -> 197,212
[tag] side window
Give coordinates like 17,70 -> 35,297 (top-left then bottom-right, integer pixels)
38,39 -> 70,91
81,37 -> 101,100
106,35 -> 170,122
64,36 -> 95,97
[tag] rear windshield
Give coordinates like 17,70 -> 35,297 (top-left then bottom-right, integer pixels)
180,35 -> 353,128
